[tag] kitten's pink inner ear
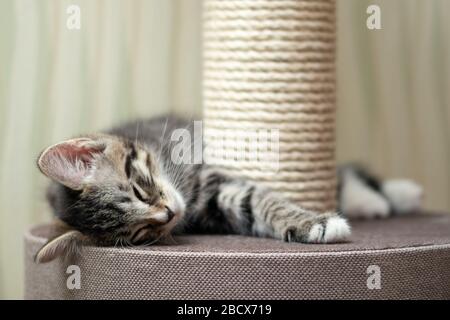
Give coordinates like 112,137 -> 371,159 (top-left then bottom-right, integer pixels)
38,139 -> 104,190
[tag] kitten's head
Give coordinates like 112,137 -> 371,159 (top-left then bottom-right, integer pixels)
35,135 -> 185,263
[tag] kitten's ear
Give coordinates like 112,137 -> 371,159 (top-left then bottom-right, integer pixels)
37,138 -> 105,190
35,229 -> 85,263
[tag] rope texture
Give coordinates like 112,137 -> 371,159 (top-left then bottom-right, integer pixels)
203,0 -> 337,211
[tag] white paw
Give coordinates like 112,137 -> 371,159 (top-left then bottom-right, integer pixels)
307,216 -> 351,243
307,223 -> 324,242
324,216 -> 352,242
382,179 -> 423,215
341,170 -> 390,219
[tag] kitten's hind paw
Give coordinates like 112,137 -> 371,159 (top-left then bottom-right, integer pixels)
382,179 -> 423,215
284,214 -> 351,244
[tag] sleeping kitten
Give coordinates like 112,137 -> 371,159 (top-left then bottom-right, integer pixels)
35,116 -> 423,263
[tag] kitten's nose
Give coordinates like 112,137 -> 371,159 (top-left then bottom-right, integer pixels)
165,206 -> 175,222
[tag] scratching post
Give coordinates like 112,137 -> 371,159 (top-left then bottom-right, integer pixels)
203,0 -> 337,212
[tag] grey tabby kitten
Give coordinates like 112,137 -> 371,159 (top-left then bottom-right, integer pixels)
35,116 -> 423,263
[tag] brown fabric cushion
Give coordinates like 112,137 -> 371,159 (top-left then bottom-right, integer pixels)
24,213 -> 450,299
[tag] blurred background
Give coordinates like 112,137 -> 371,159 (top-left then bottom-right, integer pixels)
0,0 -> 449,299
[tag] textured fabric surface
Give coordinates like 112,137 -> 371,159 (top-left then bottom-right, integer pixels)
203,0 -> 338,212
24,214 -> 450,299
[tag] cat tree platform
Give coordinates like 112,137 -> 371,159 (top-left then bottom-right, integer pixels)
24,213 -> 450,299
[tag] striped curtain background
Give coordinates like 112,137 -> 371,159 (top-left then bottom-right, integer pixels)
0,0 -> 449,299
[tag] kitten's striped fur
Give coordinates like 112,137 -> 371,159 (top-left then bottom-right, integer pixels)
36,115 -> 422,262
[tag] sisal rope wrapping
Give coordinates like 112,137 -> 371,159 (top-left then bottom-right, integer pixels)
203,0 -> 337,212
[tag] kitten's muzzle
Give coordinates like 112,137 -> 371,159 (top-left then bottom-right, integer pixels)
165,206 -> 175,222
130,207 -> 177,244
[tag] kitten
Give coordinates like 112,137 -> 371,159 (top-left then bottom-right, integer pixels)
35,115 -> 423,263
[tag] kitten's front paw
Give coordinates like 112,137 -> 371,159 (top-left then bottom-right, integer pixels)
284,214 -> 351,244
307,216 -> 351,243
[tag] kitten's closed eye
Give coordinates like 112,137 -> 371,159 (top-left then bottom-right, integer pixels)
132,184 -> 146,202
131,182 -> 160,205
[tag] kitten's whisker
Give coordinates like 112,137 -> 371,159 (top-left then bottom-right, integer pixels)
157,117 -> 169,160
138,234 -> 163,247
168,126 -> 203,189
165,234 -> 177,245
135,120 -> 141,146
